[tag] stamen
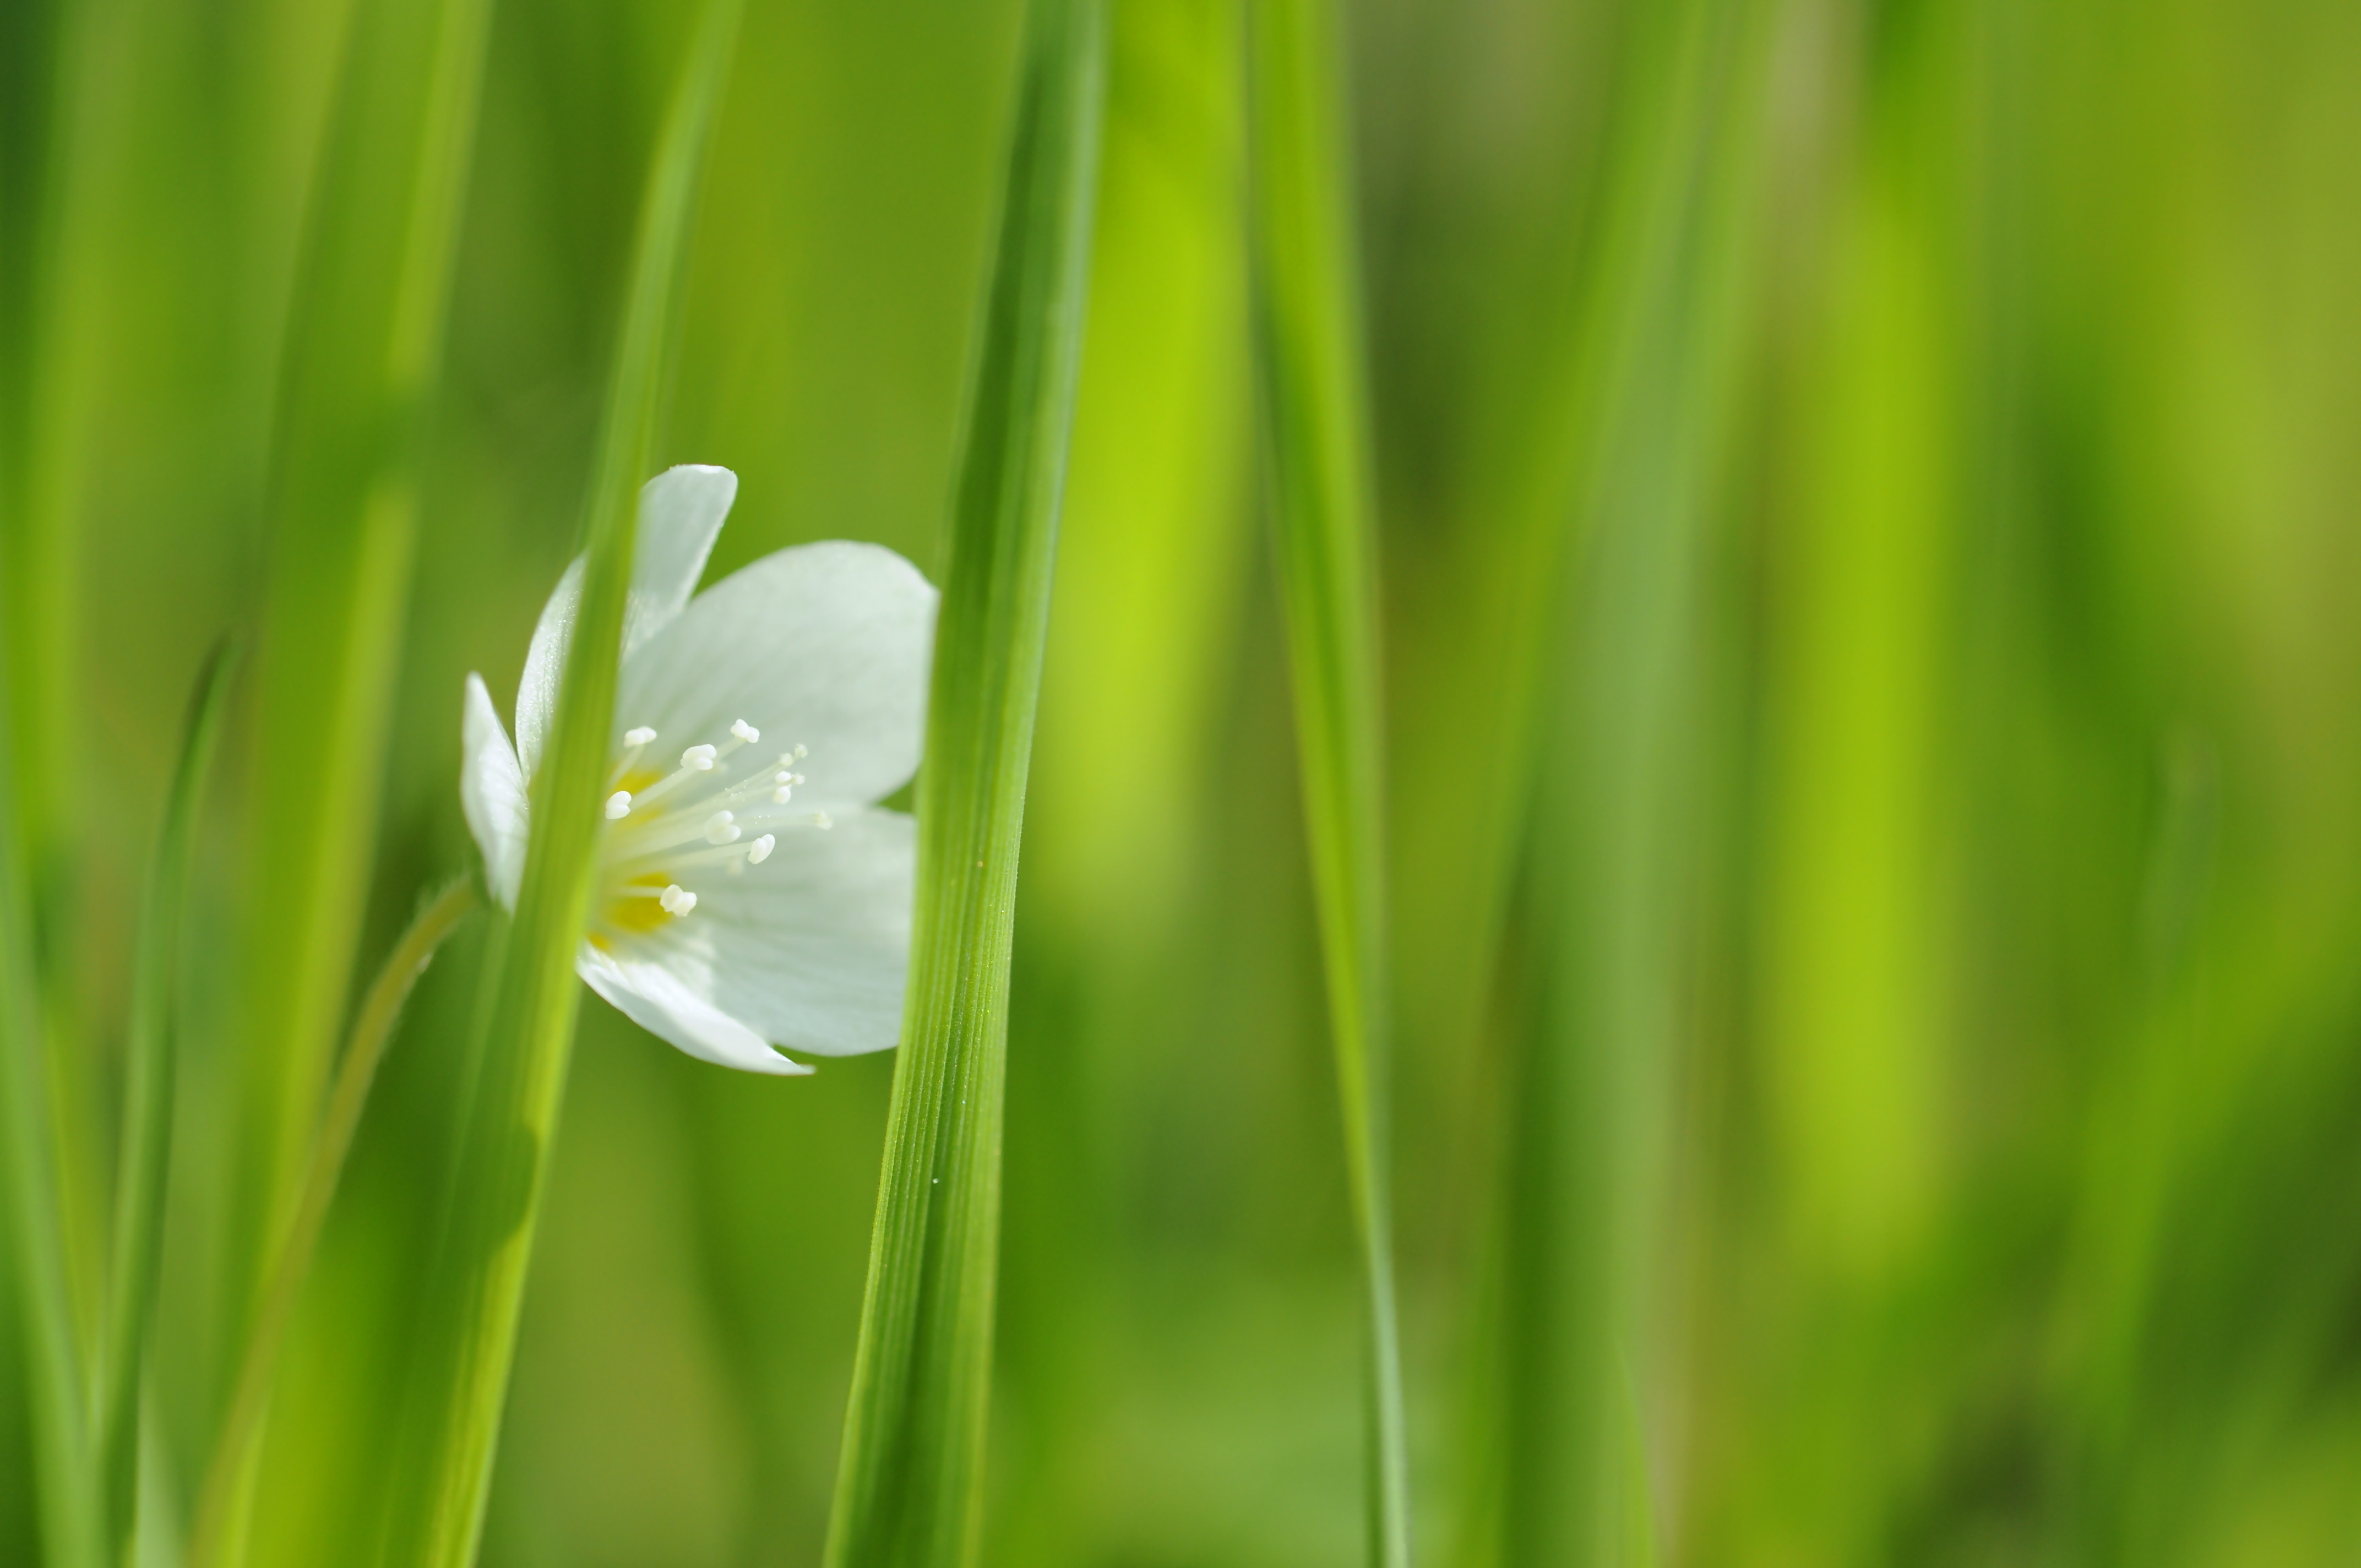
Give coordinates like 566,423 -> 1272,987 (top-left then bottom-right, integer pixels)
681,744 -> 717,770
748,834 -> 776,864
659,885 -> 697,916
772,783 -> 793,804
704,810 -> 740,845
793,744 -> 808,759
624,726 -> 657,747
731,718 -> 760,743
812,812 -> 833,830
605,791 -> 633,820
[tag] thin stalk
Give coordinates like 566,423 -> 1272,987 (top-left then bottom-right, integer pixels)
185,876 -> 478,1568
230,0 -> 497,1355
96,636 -> 242,1567
820,1 -> 1105,1563
369,2 -> 741,1562
1242,0 -> 1411,1561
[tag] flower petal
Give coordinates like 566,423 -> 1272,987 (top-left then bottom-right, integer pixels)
460,673 -> 529,910
515,465 -> 739,775
576,943 -> 814,1076
680,805 -> 916,1057
616,542 -> 937,806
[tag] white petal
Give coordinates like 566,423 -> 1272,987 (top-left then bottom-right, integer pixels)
616,542 -> 937,807
683,805 -> 915,1057
576,944 -> 814,1076
515,466 -> 739,776
460,673 -> 529,910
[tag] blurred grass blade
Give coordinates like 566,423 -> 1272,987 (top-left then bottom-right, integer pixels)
97,635 -> 241,1566
373,3 -> 742,1562
0,616 -> 100,1568
1504,0 -> 1768,1560
820,0 -> 1106,1562
187,876 -> 478,1568
230,0 -> 498,1351
1242,0 -> 1412,1561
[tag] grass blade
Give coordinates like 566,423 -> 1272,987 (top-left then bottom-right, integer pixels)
820,1 -> 1106,1562
1242,1 -> 1412,1561
1502,0 -> 1769,1560
372,4 -> 742,1562
0,601 -> 100,1568
97,635 -> 242,1566
230,0 -> 497,1352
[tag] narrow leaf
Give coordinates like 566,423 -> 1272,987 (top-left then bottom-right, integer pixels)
97,635 -> 242,1567
1242,1 -> 1412,1561
229,0 -> 498,1354
820,1 -> 1106,1562
1503,0 -> 1771,1561
371,3 -> 742,1562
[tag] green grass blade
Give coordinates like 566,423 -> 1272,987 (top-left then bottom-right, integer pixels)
820,1 -> 1106,1561
0,603 -> 100,1568
371,4 -> 742,1562
97,634 -> 241,1566
230,0 -> 497,1348
1503,0 -> 1770,1560
1242,1 -> 1412,1561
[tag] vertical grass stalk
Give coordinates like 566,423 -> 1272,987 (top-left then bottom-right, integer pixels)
231,0 -> 497,1351
1504,0 -> 1769,1561
97,638 -> 242,1567
1242,1 -> 1412,1561
371,3 -> 742,1562
820,1 -> 1105,1562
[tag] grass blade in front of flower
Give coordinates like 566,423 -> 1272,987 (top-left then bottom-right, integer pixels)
96,634 -> 241,1567
820,1 -> 1106,1562
0,634 -> 102,1568
371,3 -> 742,1564
1242,1 -> 1412,1561
227,0 -> 498,1361
1501,0 -> 1769,1558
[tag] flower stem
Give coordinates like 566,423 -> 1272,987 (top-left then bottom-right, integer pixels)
186,875 -> 479,1568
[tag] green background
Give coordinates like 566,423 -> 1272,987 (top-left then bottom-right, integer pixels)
6,0 -> 2361,1562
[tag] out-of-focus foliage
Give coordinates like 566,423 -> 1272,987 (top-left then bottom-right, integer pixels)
2,0 -> 2359,1562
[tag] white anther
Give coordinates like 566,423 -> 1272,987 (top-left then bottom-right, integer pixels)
604,791 -> 633,820
748,834 -> 776,865
772,784 -> 794,804
812,812 -> 833,830
731,718 -> 760,743
774,770 -> 793,784
659,885 -> 697,916
682,744 -> 717,770
704,811 -> 740,845
792,744 -> 808,759
624,726 -> 657,747
792,773 -> 806,786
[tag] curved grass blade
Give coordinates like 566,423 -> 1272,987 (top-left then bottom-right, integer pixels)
1242,1 -> 1411,1560
229,0 -> 498,1359
820,1 -> 1106,1562
186,876 -> 478,1568
0,584 -> 100,1568
96,635 -> 242,1567
371,3 -> 743,1562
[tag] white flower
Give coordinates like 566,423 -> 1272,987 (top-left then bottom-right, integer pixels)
459,465 -> 938,1075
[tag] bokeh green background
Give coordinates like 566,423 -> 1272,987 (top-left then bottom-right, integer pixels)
6,0 -> 2361,1562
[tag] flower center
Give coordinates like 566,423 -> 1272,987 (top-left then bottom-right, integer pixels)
586,717 -> 835,944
